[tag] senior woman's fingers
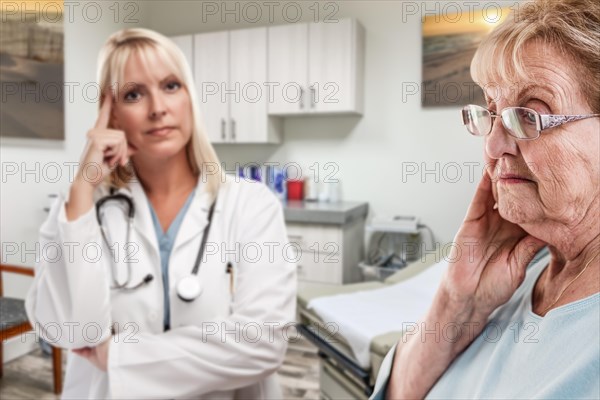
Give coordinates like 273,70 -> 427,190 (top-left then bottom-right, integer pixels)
483,154 -> 499,205
462,172 -> 496,223
509,235 -> 547,276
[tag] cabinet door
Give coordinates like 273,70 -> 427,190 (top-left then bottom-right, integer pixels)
170,34 -> 193,73
297,250 -> 342,284
267,23 -> 308,116
194,31 -> 229,143
309,19 -> 364,114
229,27 -> 268,143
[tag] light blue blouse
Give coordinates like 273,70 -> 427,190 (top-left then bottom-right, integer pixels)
371,249 -> 600,399
147,191 -> 196,331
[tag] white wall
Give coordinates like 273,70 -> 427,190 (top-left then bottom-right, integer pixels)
145,0 -> 485,244
0,1 -> 148,362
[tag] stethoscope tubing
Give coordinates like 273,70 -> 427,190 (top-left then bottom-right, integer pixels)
95,189 -> 217,296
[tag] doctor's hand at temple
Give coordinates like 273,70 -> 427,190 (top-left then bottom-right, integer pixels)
67,90 -> 136,222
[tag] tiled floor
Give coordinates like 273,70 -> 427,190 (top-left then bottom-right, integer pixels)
0,336 -> 320,400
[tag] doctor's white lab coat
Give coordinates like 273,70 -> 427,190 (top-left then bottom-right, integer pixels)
25,176 -> 297,399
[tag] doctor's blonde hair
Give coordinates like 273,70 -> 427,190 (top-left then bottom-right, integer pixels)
96,28 -> 224,198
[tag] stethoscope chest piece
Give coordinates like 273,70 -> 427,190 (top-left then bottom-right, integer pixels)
177,275 -> 203,302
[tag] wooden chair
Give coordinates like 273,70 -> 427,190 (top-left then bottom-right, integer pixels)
0,263 -> 62,394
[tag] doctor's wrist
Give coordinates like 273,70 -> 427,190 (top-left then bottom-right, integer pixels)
72,174 -> 96,194
66,178 -> 95,222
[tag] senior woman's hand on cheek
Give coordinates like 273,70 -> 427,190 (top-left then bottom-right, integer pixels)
441,172 -> 547,319
72,336 -> 111,372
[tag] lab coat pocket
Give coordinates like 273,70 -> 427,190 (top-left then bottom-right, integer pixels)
170,269 -> 233,329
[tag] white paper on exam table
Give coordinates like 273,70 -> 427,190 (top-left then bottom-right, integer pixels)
307,260 -> 448,368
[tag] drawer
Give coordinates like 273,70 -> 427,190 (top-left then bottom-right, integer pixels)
297,250 -> 341,284
286,223 -> 343,252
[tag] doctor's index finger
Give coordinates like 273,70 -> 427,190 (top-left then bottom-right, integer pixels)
95,89 -> 114,129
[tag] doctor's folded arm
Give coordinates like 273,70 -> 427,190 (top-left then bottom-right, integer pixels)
371,1 -> 600,399
25,28 -> 296,399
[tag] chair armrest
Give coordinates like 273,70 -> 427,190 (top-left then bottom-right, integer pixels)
0,263 -> 35,297
0,264 -> 34,277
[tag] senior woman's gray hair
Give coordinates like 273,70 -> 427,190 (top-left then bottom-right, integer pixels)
471,0 -> 600,113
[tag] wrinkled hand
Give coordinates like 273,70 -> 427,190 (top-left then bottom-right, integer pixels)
73,336 -> 111,372
442,171 -> 546,317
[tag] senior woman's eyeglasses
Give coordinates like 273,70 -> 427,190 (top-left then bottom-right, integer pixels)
461,104 -> 600,140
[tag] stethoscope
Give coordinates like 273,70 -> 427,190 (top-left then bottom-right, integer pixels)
95,189 -> 218,302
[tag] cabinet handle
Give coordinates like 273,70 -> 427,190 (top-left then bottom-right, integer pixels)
221,118 -> 226,141
299,86 -> 305,109
310,87 -> 316,109
230,118 -> 236,141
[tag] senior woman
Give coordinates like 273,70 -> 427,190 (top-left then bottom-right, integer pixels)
371,0 -> 599,398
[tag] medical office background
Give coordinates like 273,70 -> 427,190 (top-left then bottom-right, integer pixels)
0,0 -> 514,389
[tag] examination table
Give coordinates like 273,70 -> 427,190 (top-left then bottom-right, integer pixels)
296,254 -> 441,399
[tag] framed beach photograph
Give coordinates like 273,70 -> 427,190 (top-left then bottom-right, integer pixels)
1,0 -> 64,140
422,7 -> 510,107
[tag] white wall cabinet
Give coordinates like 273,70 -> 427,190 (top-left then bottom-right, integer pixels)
194,28 -> 281,144
193,31 -> 229,143
170,18 -> 364,143
172,29 -> 281,144
229,28 -> 282,143
267,23 -> 309,115
268,19 -> 365,116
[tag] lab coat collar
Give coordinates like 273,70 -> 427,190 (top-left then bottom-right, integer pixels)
115,176 -> 219,252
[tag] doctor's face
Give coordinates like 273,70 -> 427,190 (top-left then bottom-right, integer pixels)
110,48 -> 193,163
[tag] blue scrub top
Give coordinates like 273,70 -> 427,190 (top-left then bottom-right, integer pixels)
147,190 -> 196,331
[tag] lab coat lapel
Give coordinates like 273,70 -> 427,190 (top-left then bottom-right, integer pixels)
125,181 -> 160,256
172,182 -> 212,251
124,178 -> 215,252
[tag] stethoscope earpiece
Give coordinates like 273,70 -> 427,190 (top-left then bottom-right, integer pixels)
176,275 -> 203,302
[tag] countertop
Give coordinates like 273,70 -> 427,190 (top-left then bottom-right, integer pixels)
283,201 -> 369,225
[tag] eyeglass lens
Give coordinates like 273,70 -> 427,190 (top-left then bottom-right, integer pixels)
463,105 -> 492,136
463,105 -> 539,139
500,108 -> 538,139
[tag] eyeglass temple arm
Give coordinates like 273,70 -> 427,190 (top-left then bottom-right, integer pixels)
540,114 -> 600,130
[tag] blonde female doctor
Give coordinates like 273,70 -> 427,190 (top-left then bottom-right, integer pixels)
25,28 -> 296,399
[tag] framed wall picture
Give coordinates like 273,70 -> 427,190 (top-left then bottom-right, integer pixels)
1,1 -> 64,140
422,7 -> 510,107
